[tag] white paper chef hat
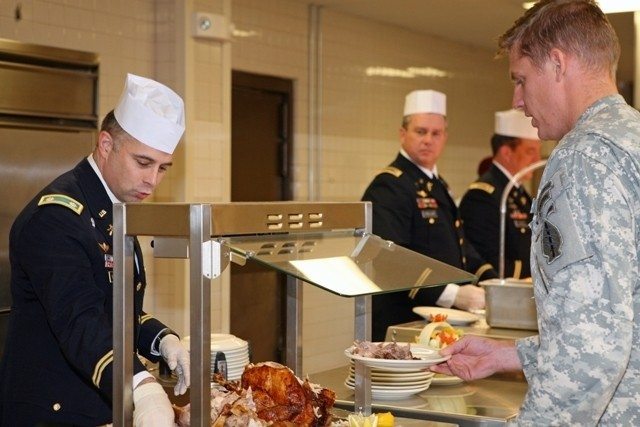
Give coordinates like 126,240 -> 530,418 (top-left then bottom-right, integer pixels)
114,73 -> 185,154
494,109 -> 539,140
403,90 -> 446,116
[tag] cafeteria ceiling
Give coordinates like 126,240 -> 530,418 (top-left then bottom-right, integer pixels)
293,0 -> 634,52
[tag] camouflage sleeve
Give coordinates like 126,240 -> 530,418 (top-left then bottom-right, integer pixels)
515,335 -> 539,370
517,147 -> 636,424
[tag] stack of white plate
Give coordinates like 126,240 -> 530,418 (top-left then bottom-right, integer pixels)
344,362 -> 434,400
181,333 -> 250,381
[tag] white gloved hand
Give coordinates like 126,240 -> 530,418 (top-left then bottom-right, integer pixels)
159,334 -> 191,395
132,381 -> 174,427
453,284 -> 485,311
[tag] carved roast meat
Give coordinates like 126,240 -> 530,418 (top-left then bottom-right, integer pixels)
241,362 -> 335,426
174,361 -> 336,426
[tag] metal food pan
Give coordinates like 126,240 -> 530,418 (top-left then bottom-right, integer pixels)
480,279 -> 538,331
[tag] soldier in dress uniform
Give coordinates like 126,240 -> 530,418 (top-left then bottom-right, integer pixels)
0,74 -> 190,426
432,1 -> 640,424
362,89 -> 497,341
459,109 -> 541,279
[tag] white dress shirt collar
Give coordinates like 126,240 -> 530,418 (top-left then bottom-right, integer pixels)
492,160 -> 520,189
400,149 -> 438,179
87,154 -> 121,204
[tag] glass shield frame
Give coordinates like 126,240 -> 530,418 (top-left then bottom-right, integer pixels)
224,230 -> 477,297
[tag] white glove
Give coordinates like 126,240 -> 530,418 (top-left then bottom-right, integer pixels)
132,381 -> 174,427
160,334 -> 191,395
453,284 -> 485,311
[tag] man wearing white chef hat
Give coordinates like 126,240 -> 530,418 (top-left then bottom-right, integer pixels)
0,73 -> 188,426
459,109 -> 541,280
362,89 -> 497,341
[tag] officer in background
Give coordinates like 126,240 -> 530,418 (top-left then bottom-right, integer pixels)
459,109 -> 541,279
362,90 -> 496,341
0,74 -> 189,426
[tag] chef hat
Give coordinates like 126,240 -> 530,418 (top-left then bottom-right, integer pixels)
494,109 -> 539,140
114,73 -> 185,154
403,90 -> 446,116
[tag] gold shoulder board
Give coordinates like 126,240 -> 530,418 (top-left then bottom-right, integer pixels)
468,182 -> 495,194
38,194 -> 84,215
378,166 -> 403,178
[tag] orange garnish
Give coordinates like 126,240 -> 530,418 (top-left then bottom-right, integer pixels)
429,313 -> 449,323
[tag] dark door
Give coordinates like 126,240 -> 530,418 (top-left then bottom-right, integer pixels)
230,71 -> 292,364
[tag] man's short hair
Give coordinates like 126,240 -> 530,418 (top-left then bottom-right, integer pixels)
100,110 -> 127,141
497,0 -> 620,77
401,114 -> 447,130
491,134 -> 520,156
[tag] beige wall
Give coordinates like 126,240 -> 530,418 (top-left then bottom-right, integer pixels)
0,0 -> 230,341
231,0 -> 516,373
0,0 -> 550,375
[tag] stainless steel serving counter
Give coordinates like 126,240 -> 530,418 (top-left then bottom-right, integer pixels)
310,366 -> 527,427
385,318 -> 536,343
309,317 -> 537,426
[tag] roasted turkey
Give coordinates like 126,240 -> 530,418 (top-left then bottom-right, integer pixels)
241,362 -> 335,426
174,361 -> 336,426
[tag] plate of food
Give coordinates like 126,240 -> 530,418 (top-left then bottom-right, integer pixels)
344,341 -> 449,371
412,307 -> 480,325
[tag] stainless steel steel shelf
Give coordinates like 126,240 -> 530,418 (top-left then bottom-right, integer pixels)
112,201 -> 477,426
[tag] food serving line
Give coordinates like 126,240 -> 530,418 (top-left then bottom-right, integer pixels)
111,201 -> 513,426
311,317 -> 535,427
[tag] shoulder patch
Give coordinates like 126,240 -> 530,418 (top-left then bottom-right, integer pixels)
377,166 -> 403,178
468,182 -> 495,194
38,194 -> 84,215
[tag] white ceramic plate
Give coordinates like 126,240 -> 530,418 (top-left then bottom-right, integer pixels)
345,376 -> 432,388
181,334 -> 249,352
344,342 -> 449,371
344,381 -> 431,400
430,374 -> 465,386
348,366 -> 434,382
412,307 -> 480,326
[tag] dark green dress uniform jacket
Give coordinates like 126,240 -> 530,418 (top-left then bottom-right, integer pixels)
459,164 -> 533,279
362,153 -> 496,341
0,158 -> 171,426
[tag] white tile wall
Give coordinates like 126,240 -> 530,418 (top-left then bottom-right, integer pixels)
230,0 -> 515,375
0,0 -> 230,338
0,0 -> 554,378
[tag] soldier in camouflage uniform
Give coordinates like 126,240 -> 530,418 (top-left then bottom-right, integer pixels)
431,1 -> 640,425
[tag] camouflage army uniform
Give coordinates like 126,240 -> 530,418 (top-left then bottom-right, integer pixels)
515,95 -> 640,425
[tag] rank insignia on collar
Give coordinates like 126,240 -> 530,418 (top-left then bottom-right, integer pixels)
107,224 -> 113,236
99,242 -> 110,253
99,209 -> 107,218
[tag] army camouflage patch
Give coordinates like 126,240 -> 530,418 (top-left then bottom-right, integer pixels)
38,194 -> 84,215
542,220 -> 563,263
536,180 -> 562,263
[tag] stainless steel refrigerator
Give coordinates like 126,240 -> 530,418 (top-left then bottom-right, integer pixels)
0,39 -> 98,358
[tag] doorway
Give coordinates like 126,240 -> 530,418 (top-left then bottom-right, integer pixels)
230,70 -> 293,364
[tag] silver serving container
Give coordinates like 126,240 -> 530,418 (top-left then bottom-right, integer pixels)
480,279 -> 538,331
